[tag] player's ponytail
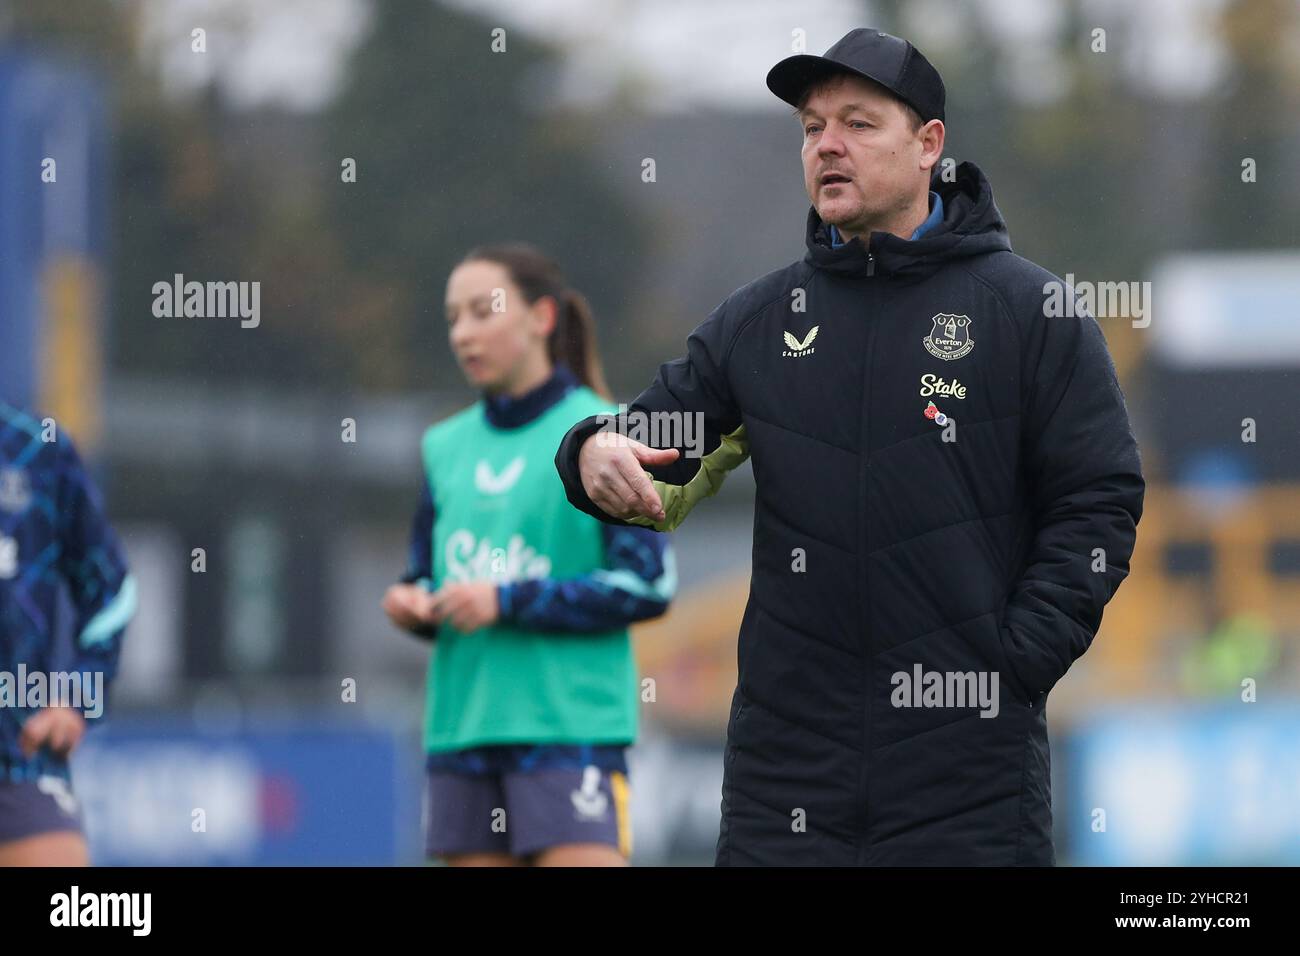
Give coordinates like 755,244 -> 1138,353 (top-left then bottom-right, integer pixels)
460,243 -> 611,400
551,287 -> 610,401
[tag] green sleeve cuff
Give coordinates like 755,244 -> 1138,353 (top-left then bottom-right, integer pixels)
628,424 -> 750,532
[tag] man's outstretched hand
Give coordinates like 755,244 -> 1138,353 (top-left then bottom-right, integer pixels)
578,432 -> 680,523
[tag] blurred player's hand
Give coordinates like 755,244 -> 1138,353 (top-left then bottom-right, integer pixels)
382,583 -> 438,633
578,432 -> 679,522
19,707 -> 87,758
427,581 -> 498,632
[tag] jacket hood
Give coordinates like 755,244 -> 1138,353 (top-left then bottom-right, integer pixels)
803,161 -> 1011,279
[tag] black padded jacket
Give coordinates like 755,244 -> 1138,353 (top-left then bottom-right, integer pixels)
555,161 -> 1144,865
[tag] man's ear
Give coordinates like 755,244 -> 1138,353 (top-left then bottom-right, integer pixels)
919,119 -> 945,172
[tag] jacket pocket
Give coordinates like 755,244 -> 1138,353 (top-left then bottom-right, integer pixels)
990,618 -> 1036,709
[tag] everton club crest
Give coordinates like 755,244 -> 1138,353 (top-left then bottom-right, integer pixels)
923,313 -> 974,361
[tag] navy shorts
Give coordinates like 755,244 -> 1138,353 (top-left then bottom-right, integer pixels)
423,744 -> 631,860
0,777 -> 83,845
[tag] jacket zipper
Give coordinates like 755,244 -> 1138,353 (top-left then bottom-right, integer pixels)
856,260 -> 877,863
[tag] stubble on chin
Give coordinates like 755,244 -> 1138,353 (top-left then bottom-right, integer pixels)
816,196 -> 866,231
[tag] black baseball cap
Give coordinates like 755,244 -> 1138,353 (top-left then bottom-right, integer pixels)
766,28 -> 945,123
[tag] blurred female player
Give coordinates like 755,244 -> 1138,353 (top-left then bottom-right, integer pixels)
382,243 -> 676,867
0,406 -> 135,866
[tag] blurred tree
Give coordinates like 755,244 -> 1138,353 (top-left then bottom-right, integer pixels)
881,0 -> 1294,280
6,0 -> 1296,391
322,0 -> 649,392
1200,0 -> 1299,248
3,0 -> 649,393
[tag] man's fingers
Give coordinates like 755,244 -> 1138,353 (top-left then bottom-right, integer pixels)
611,451 -> 665,520
582,433 -> 675,521
631,442 -> 681,467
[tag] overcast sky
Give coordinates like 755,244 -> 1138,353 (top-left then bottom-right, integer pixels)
134,0 -> 1236,113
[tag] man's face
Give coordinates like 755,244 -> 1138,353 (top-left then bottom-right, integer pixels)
798,74 -> 937,234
